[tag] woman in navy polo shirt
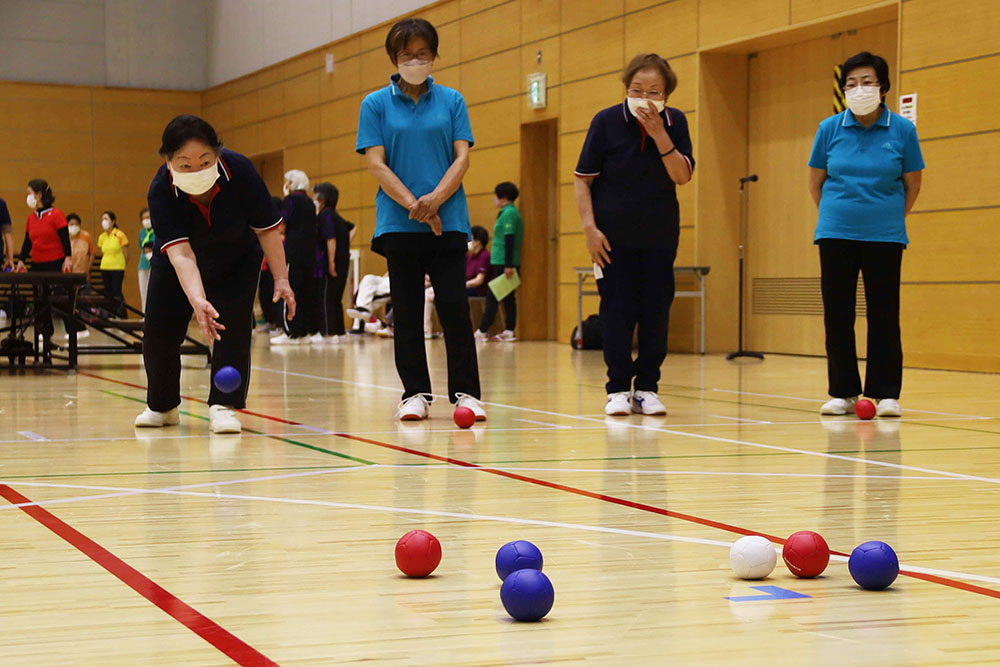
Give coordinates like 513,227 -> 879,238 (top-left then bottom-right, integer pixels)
135,115 -> 295,434
809,52 -> 924,418
356,17 -> 484,422
574,53 -> 695,418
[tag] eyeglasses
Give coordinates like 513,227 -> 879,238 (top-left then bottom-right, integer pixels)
627,88 -> 664,100
396,49 -> 434,64
843,81 -> 880,91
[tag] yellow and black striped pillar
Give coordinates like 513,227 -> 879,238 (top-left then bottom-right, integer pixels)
833,65 -> 846,113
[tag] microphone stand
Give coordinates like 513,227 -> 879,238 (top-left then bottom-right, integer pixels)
726,174 -> 764,361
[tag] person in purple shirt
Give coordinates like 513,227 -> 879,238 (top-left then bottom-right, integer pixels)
465,225 -> 490,296
425,225 -> 489,336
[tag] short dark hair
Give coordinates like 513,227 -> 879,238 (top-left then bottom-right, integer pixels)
471,225 -> 489,248
65,212 -> 81,225
140,207 -> 149,218
385,18 -> 439,64
28,179 -> 55,208
158,114 -> 223,158
622,53 -> 678,97
312,182 -> 339,209
102,210 -> 117,226
494,181 -> 519,202
143,241 -> 154,249
840,51 -> 891,97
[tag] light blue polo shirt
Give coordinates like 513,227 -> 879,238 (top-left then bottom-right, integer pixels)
356,74 -> 474,240
809,106 -> 924,246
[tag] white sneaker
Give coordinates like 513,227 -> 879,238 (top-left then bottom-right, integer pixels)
346,306 -> 371,321
631,390 -> 666,415
309,333 -> 324,344
270,333 -> 308,346
605,392 -> 632,416
820,396 -> 858,415
455,393 -> 487,421
876,398 -> 902,417
474,330 -> 489,342
492,330 -> 517,342
134,407 -> 180,427
322,335 -> 340,344
397,394 -> 430,421
376,327 -> 393,338
209,405 -> 242,433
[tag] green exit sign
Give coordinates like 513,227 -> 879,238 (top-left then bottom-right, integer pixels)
527,72 -> 546,109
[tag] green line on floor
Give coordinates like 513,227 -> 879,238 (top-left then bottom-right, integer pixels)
102,389 -> 378,466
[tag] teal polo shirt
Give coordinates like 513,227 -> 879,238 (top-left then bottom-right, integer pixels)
356,74 -> 475,241
809,106 -> 924,246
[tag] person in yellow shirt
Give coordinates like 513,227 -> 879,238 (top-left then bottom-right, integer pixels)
97,210 -> 129,317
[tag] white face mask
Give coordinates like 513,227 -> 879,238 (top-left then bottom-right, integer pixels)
26,194 -> 37,209
169,161 -> 219,195
142,218 -> 152,229
845,85 -> 881,116
144,252 -> 153,262
398,60 -> 433,86
467,241 -> 475,252
626,97 -> 665,117
101,219 -> 112,231
68,224 -> 80,237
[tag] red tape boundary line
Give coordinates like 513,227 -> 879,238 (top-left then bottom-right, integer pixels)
0,484 -> 279,666
81,371 -> 1000,600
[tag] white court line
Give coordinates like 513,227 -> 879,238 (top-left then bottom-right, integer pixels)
89,484 -> 1000,589
513,418 -> 571,429
707,387 -> 995,420
466,466 -> 969,482
16,431 -> 48,442
7,470 -> 1000,587
0,431 -> 344,446
705,414 -> 771,424
0,465 -> 373,510
0,463 -> 970,514
251,365 -> 1000,486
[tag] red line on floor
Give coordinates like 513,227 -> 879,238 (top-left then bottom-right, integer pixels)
81,371 -> 1000,600
77,371 -> 302,425
0,484 -> 280,666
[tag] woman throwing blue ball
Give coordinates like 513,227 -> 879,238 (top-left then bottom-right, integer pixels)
135,115 -> 295,434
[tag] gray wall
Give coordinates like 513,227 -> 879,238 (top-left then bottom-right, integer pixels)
206,0 -> 432,86
0,0 -> 208,90
0,0 -> 432,90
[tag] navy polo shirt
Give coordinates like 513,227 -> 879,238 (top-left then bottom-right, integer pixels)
809,107 -> 924,246
147,149 -> 281,269
280,191 -> 317,266
575,101 -> 694,248
355,74 -> 475,244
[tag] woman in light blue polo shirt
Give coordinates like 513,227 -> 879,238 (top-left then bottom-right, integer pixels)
808,51 -> 924,418
356,17 -> 485,422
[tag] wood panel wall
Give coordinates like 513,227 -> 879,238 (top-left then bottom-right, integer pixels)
0,82 -> 201,310
4,0 -> 996,371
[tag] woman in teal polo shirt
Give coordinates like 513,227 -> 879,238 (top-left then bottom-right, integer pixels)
808,51 -> 924,418
356,17 -> 485,422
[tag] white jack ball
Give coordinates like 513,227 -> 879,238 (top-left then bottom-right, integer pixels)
730,535 -> 777,580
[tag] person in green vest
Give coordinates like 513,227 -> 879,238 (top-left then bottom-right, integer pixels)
137,207 -> 155,312
475,181 -> 522,342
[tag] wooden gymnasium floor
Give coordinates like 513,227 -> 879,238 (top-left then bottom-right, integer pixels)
2,333 -> 1000,666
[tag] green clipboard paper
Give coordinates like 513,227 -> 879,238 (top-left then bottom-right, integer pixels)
488,269 -> 520,301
